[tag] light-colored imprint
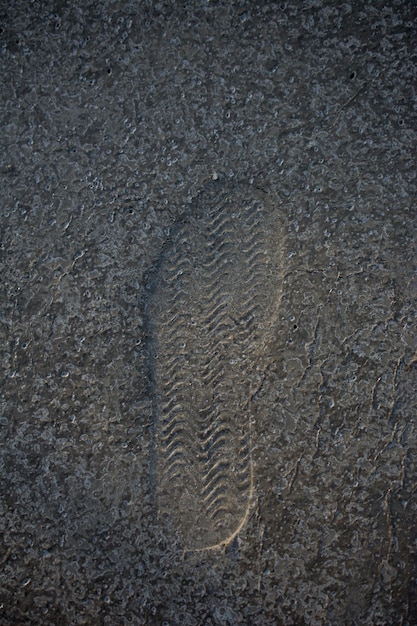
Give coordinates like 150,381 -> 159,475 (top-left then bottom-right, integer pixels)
147,181 -> 285,552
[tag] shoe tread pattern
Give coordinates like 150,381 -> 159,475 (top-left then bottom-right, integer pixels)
147,181 -> 284,550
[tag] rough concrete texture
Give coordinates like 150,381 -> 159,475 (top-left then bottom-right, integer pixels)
1,0 -> 416,624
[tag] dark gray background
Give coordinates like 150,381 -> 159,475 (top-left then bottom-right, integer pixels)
1,1 -> 416,624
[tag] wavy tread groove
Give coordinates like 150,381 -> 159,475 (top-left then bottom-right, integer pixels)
147,181 -> 284,551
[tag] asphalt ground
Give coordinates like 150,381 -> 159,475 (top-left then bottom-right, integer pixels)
1,1 -> 416,624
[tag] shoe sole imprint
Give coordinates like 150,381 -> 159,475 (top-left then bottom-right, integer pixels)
147,181 -> 285,551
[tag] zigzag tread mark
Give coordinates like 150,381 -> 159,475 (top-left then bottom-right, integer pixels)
201,279 -> 230,301
200,367 -> 224,390
159,361 -> 189,387
159,417 -> 192,443
200,356 -> 225,378
201,477 -> 232,505
160,397 -> 186,418
149,182 -> 284,550
160,443 -> 187,468
206,499 -> 231,522
199,430 -> 231,458
158,461 -> 186,485
203,482 -> 230,509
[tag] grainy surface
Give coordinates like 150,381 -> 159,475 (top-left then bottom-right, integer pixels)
1,0 -> 416,624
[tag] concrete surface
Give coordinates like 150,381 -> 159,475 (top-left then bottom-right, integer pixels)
1,0 -> 416,624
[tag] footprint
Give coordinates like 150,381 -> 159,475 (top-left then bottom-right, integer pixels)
147,181 -> 285,551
